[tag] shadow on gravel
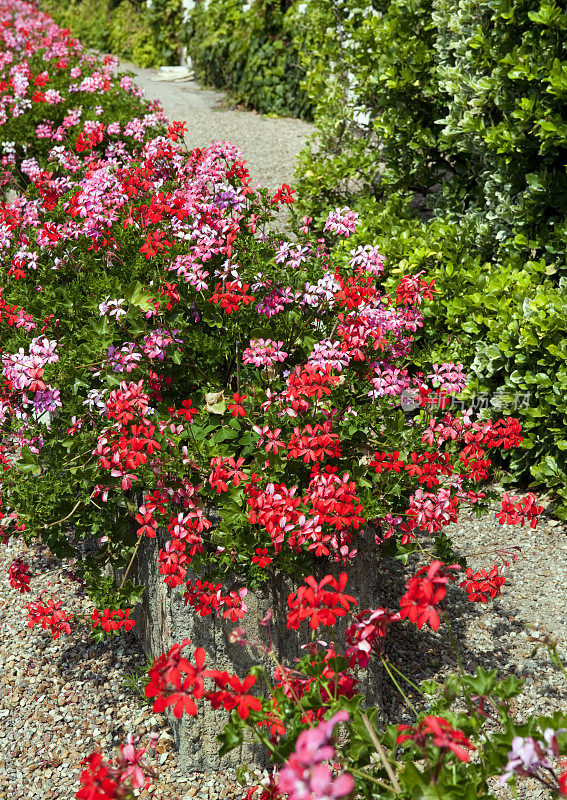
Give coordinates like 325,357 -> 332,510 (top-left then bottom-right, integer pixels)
54,631 -> 140,678
372,563 -> 553,726
53,631 -> 150,744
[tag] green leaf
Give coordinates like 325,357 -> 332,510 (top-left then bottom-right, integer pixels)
217,722 -> 244,756
15,447 -> 41,477
433,531 -> 466,569
91,317 -> 110,335
463,667 -> 498,696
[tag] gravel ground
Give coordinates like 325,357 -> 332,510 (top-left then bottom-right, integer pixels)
1,64 -> 566,799
117,61 -> 313,197
0,537 -> 263,800
1,500 -> 565,798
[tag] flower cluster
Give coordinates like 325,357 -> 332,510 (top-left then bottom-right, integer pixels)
460,565 -> 506,603
8,557 -> 31,592
397,716 -> 476,763
499,729 -> 567,795
144,639 -> 262,721
399,560 -> 461,631
27,595 -> 72,639
77,732 -> 158,799
324,207 -> 360,238
287,574 -> 357,631
496,492 -> 544,528
91,608 -> 136,633
243,339 -> 289,368
183,580 -> 249,622
0,0 -> 165,174
344,607 -> 401,667
279,711 -> 354,800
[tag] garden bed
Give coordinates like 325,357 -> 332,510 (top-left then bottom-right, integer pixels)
1,2 -> 567,799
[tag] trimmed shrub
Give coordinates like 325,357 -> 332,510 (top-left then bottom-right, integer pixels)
108,1 -> 163,67
185,0 -> 313,119
292,0 -> 567,515
40,0 -> 113,53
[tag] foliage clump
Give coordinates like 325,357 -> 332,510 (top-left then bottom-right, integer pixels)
292,0 -> 567,515
185,0 -> 313,119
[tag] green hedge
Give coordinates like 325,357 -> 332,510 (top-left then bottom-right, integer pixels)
292,0 -> 567,515
185,0 -> 313,119
39,0 -> 180,67
40,0 -> 311,116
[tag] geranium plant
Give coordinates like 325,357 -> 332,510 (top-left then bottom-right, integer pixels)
0,106 -> 535,615
80,572 -> 567,800
0,0 -> 544,641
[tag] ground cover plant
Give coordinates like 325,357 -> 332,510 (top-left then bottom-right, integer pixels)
1,1 -> 567,799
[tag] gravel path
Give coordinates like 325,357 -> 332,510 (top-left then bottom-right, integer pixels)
117,61 -> 313,196
1,62 -> 566,799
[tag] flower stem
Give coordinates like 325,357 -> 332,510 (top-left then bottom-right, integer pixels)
43,498 -> 82,529
361,714 -> 401,794
348,766 -> 399,793
386,659 -> 424,696
119,534 -> 143,591
381,656 -> 418,716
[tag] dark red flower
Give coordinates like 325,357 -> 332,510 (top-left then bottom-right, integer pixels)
273,183 -> 296,205
76,752 -> 118,799
8,558 -> 31,592
252,547 -> 272,568
206,673 -> 262,720
167,120 -> 188,142
227,392 -> 247,418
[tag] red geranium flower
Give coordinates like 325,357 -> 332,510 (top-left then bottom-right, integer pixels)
252,547 -> 272,568
397,715 -> 475,763
399,560 -> 460,631
460,565 -> 505,603
273,183 -> 296,205
227,392 -> 247,417
286,573 -> 357,630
